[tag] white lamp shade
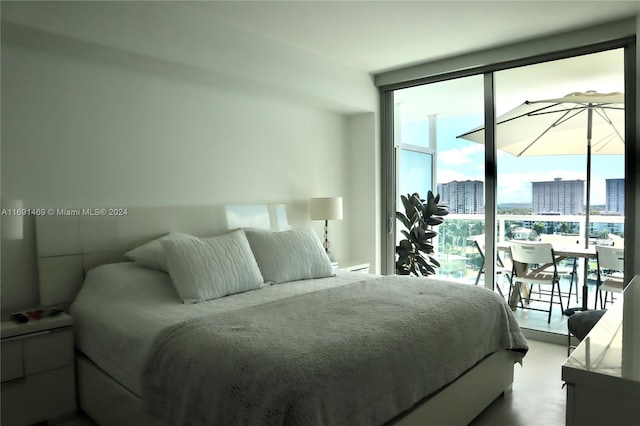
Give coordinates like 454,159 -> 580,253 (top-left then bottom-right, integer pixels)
1,199 -> 24,240
310,197 -> 343,221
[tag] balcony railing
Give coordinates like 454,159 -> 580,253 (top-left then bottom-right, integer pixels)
431,213 -> 625,283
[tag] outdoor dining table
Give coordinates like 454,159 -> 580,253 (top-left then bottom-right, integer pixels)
497,242 -> 597,312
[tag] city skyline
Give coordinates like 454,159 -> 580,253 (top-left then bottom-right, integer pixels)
419,114 -> 624,205
436,177 -> 624,214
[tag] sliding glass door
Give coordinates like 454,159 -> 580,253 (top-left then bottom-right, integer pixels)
384,48 -> 628,305
493,49 -> 626,315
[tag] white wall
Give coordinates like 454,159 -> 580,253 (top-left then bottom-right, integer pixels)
347,113 -> 381,273
0,4 -> 380,314
1,41 -> 350,208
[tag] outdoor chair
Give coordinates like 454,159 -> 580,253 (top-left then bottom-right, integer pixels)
539,234 -> 579,305
471,238 -> 512,299
594,245 -> 625,309
509,241 -> 565,323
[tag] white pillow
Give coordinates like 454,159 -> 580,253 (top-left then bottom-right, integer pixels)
125,232 -> 195,272
162,230 -> 264,303
244,228 -> 334,284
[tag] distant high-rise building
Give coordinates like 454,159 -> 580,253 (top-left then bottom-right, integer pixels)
437,180 -> 484,214
532,178 -> 584,215
605,178 -> 624,214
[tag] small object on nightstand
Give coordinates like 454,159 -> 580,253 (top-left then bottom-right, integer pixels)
9,313 -> 29,324
26,308 -> 45,320
26,307 -> 63,319
48,307 -> 63,317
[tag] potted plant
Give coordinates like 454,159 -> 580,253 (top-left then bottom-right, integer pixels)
396,191 -> 449,276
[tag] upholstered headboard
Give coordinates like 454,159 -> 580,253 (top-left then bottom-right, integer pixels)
35,204 -> 289,308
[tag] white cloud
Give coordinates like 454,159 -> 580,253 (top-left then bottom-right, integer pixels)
438,144 -> 484,166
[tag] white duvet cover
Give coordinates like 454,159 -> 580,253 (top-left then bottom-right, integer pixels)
141,274 -> 527,426
69,262 -> 368,396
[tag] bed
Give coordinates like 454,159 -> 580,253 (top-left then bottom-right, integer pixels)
34,205 -> 528,426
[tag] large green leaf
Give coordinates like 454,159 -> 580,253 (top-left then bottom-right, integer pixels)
395,190 -> 449,277
418,241 -> 434,254
414,255 -> 436,275
428,255 -> 441,268
400,194 -> 411,215
396,211 -> 411,230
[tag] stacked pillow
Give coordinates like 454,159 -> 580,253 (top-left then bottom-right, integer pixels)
125,232 -> 195,272
125,228 -> 334,304
244,228 -> 334,284
160,230 -> 264,304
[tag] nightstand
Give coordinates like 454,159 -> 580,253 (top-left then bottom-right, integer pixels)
1,311 -> 76,425
336,260 -> 370,273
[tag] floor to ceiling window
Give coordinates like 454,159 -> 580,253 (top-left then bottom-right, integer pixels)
393,76 -> 484,281
492,49 -> 625,332
382,41 -> 631,335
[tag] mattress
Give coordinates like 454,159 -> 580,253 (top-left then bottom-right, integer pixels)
69,262 -> 369,396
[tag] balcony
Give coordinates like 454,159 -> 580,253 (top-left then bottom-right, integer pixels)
432,213 -> 625,336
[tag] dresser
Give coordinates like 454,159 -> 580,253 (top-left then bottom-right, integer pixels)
562,275 -> 640,425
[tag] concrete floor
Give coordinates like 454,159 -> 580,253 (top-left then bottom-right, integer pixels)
471,339 -> 567,426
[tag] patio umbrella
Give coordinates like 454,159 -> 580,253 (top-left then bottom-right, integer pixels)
457,90 -> 625,248
457,90 -> 624,312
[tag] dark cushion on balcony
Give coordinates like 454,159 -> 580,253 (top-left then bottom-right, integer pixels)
568,310 -> 606,341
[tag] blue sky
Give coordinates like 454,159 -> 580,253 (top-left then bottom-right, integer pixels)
402,115 -> 625,205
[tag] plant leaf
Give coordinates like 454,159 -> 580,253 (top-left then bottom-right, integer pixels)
396,211 -> 411,230
394,190 -> 448,276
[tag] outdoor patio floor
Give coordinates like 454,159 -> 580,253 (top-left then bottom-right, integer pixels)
489,275 -> 613,338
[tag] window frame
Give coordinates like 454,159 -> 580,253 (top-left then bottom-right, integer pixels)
378,30 -> 636,285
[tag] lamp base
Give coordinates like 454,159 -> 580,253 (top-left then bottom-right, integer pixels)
323,220 -> 336,261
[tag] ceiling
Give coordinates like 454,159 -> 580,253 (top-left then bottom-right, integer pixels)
2,1 -> 638,113
183,1 -> 640,74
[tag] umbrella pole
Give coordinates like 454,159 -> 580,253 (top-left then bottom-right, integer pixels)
582,106 -> 593,310
585,105 -> 593,250
566,106 -> 593,315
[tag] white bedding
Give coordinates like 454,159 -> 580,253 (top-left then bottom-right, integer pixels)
69,262 -> 368,396
141,274 -> 527,426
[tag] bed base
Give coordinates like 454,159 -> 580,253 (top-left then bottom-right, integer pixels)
391,349 -> 517,425
76,354 -> 165,426
76,349 -> 518,426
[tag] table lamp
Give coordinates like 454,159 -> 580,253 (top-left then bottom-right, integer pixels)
310,197 -> 343,260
